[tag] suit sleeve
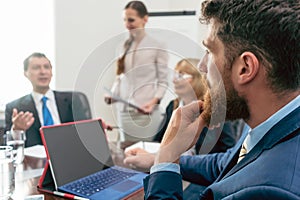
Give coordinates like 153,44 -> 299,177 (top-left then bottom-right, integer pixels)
221,185 -> 300,200
144,171 -> 183,200
143,148 -> 234,199
180,147 -> 235,185
110,75 -> 121,97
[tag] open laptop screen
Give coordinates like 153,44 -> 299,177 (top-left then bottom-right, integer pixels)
40,119 -> 114,187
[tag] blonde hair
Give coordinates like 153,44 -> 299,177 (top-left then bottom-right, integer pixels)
175,58 -> 208,101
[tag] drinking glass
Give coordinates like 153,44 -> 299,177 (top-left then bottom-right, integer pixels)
0,146 -> 15,199
6,131 -> 26,165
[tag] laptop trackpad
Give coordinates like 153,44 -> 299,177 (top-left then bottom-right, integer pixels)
111,180 -> 139,192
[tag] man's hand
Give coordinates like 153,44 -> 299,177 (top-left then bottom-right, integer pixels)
124,147 -> 155,171
11,108 -> 35,131
155,101 -> 206,164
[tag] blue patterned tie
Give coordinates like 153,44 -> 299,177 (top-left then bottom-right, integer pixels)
42,96 -> 54,126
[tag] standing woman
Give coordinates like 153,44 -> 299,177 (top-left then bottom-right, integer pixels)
105,1 -> 169,142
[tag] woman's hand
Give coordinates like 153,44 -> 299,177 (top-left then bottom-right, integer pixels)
141,98 -> 160,114
104,96 -> 117,104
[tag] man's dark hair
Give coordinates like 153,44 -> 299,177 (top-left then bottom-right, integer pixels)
23,52 -> 50,71
200,0 -> 300,93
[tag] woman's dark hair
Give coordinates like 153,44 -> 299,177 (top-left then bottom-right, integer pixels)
200,0 -> 300,93
116,37 -> 133,75
125,1 -> 148,18
116,1 -> 148,75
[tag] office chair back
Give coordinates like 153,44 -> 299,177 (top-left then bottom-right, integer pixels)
71,91 -> 92,120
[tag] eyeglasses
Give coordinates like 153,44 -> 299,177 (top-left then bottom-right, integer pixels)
174,72 -> 193,80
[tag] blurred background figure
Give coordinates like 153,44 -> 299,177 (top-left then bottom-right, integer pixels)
124,58 -> 244,169
105,1 -> 169,142
153,58 -> 243,154
124,58 -> 245,198
5,52 -> 94,147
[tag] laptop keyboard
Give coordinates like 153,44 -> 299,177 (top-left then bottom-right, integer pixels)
62,167 -> 138,197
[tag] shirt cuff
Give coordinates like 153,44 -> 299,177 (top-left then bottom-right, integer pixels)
9,129 -> 26,140
150,162 -> 180,174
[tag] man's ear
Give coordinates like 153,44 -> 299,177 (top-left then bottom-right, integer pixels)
237,52 -> 259,84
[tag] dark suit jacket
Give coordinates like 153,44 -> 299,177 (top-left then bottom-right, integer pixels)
5,91 -> 91,147
153,100 -> 241,154
144,106 -> 300,199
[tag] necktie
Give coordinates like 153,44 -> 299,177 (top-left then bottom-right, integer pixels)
42,96 -> 54,126
237,143 -> 247,163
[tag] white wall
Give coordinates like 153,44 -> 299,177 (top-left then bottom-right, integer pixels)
0,0 -> 55,104
54,0 -> 205,140
0,0 -> 54,122
0,0 -> 206,137
145,0 -> 200,10
54,0 -> 202,90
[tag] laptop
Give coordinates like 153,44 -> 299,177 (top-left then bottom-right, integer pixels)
40,118 -> 147,200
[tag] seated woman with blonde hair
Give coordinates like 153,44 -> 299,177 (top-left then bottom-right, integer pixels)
124,58 -> 243,171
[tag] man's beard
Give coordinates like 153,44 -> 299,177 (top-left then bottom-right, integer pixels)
225,86 -> 250,121
201,80 -> 250,126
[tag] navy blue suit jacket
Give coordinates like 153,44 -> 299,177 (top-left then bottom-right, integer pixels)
144,106 -> 300,199
5,91 -> 91,147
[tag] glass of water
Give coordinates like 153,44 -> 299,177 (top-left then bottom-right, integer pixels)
6,131 -> 26,165
0,146 -> 15,199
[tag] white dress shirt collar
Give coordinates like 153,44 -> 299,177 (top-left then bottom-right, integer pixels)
244,94 -> 300,153
31,89 -> 54,105
31,89 -> 61,125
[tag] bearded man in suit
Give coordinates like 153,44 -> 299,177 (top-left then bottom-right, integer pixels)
123,0 -> 300,199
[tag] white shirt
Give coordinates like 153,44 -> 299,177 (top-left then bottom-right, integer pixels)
31,90 -> 61,125
243,94 -> 300,153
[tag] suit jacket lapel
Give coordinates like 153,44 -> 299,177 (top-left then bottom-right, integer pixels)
54,91 -> 70,123
221,106 -> 300,180
214,130 -> 248,182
